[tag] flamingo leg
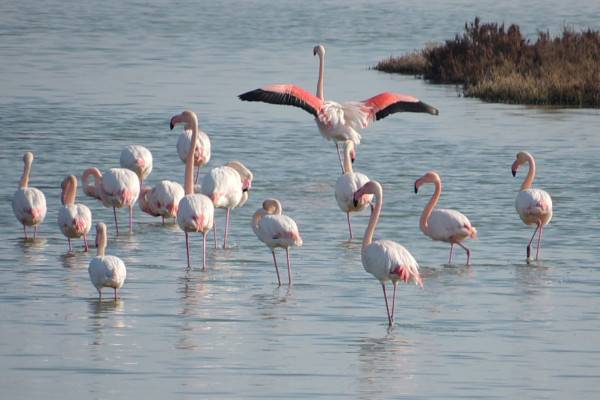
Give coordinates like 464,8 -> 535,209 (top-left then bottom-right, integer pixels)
272,250 -> 281,286
129,205 -> 133,233
286,247 -> 292,286
202,233 -> 208,272
335,142 -> 344,173
213,216 -> 218,249
83,233 -> 89,252
448,243 -> 454,264
162,216 -> 165,225
114,288 -> 118,300
33,226 -> 38,240
347,212 -> 353,240
457,242 -> 471,265
194,165 -> 200,184
67,238 -> 72,253
391,280 -> 398,322
380,282 -> 393,326
526,224 -> 540,260
185,231 -> 191,270
113,207 -> 119,236
223,208 -> 231,249
98,288 -> 102,301
536,223 -> 544,260
23,225 -> 28,240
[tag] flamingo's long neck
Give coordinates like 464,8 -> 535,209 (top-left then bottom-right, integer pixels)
362,181 -> 383,249
82,168 -> 103,200
343,142 -> 353,174
20,159 -> 32,188
64,178 -> 77,205
184,116 -> 199,195
96,228 -> 106,257
420,178 -> 441,235
316,52 -> 324,100
521,154 -> 536,191
251,209 -> 266,235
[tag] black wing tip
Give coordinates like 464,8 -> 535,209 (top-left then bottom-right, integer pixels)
421,101 -> 439,116
239,89 -> 264,102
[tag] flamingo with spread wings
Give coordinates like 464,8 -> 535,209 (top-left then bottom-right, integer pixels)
239,44 -> 438,170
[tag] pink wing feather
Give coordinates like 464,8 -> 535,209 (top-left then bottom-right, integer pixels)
362,92 -> 439,120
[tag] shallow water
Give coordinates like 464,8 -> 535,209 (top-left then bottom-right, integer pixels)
1,0 -> 600,398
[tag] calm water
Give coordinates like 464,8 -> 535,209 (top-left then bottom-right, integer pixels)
1,0 -> 600,398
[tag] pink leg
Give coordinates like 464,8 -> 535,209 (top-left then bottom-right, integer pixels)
98,289 -> 102,301
391,281 -> 398,322
83,233 -> 89,252
213,216 -> 218,249
347,212 -> 353,240
380,282 -> 392,326
448,243 -> 454,264
527,224 -> 540,260
114,288 -> 118,300
34,226 -> 38,240
223,208 -> 231,249
67,238 -> 72,253
272,251 -> 282,286
194,165 -> 200,184
23,225 -> 28,240
202,233 -> 207,271
535,224 -> 544,260
185,231 -> 191,269
113,207 -> 119,236
162,216 -> 165,225
335,142 -> 344,173
129,206 -> 133,233
457,242 -> 471,265
286,247 -> 292,286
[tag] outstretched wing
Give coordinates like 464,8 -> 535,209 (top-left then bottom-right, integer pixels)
239,84 -> 323,117
362,92 -> 439,120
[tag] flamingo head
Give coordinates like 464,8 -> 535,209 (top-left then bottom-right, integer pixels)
414,171 -> 440,194
23,152 -> 34,164
313,44 -> 325,57
135,158 -> 146,169
170,110 -> 197,131
512,152 -> 531,177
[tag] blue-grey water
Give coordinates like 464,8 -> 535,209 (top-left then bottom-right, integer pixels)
1,0 -> 600,398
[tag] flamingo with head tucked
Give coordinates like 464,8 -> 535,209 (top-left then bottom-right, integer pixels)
139,180 -> 185,224
176,124 -> 211,184
252,198 -> 303,286
171,110 -> 214,270
353,180 -> 423,326
201,161 -> 253,249
82,167 -> 140,235
88,222 -> 126,301
58,175 -> 92,253
414,171 -> 477,265
239,44 -> 439,171
120,145 -> 153,189
334,140 -> 372,239
511,151 -> 553,261
12,152 -> 47,239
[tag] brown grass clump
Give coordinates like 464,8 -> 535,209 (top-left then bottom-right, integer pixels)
375,18 -> 600,107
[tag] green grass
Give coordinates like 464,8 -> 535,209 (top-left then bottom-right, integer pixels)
374,18 -> 600,107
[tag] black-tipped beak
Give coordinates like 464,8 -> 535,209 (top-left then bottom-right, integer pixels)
352,196 -> 358,208
313,48 -> 317,56
511,169 -> 516,177
242,188 -> 248,193
170,120 -> 175,130
351,157 -> 355,164
414,183 -> 418,194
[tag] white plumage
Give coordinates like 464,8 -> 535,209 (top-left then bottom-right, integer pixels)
58,175 -> 92,252
119,145 -> 153,186
252,199 -> 302,285
12,152 -> 47,239
88,222 -> 126,300
140,180 -> 185,222
177,129 -> 211,166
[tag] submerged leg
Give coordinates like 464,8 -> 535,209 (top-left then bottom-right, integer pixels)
448,243 -> 454,264
185,231 -> 191,270
391,281 -> 398,322
202,233 -> 207,272
23,225 -> 28,240
536,223 -> 544,260
67,238 -> 72,253
272,250 -> 281,286
347,212 -> 353,240
223,208 -> 231,249
527,224 -> 540,261
83,233 -> 89,252
380,282 -> 392,326
457,242 -> 471,265
286,247 -> 292,286
113,207 -> 119,236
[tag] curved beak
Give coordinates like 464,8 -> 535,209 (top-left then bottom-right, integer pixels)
511,160 -> 520,177
414,182 -> 419,194
313,48 -> 317,56
169,117 -> 175,130
511,169 -> 516,177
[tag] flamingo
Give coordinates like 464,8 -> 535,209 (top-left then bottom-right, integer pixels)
201,161 -> 253,249
88,222 -> 126,301
171,110 -> 214,270
120,145 -> 153,188
252,198 -> 303,286
139,180 -> 185,224
12,152 -> 47,239
353,180 -> 423,326
511,151 -> 553,261
414,171 -> 477,265
82,167 -> 140,235
176,126 -> 211,184
58,175 -> 92,253
239,44 -> 439,171
334,140 -> 373,239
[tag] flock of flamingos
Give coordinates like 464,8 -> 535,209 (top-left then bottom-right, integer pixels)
11,45 -> 553,325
